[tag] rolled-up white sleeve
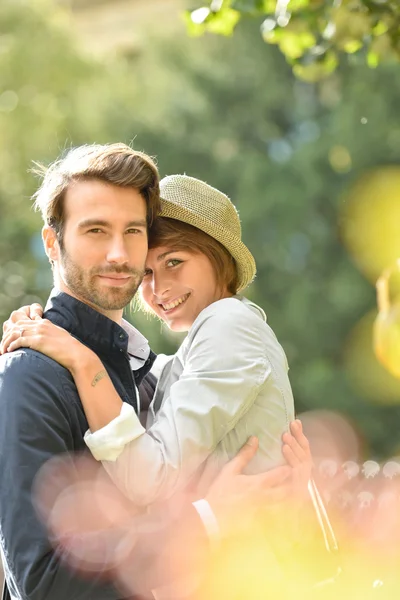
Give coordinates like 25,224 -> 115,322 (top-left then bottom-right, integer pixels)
85,301 -> 271,505
84,402 -> 145,461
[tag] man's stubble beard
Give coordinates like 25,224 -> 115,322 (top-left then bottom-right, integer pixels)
59,247 -> 144,312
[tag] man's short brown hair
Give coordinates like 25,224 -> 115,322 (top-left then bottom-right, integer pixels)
33,143 -> 160,240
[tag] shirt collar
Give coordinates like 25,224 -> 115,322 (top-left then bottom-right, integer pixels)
121,318 -> 151,369
44,289 -> 151,369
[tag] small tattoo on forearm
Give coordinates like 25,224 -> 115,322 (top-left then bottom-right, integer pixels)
91,370 -> 107,387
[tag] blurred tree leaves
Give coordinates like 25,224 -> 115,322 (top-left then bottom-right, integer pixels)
185,0 -> 400,81
183,5 -> 241,36
0,0 -> 94,320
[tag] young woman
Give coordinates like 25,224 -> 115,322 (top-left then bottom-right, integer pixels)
1,175 -> 307,505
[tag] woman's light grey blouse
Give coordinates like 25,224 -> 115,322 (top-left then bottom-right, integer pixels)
85,296 -> 295,504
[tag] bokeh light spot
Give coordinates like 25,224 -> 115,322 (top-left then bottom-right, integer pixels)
341,166 -> 400,283
0,90 -> 19,113
344,310 -> 400,404
329,145 -> 352,173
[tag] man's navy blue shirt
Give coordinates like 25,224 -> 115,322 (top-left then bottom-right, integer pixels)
0,289 -> 155,600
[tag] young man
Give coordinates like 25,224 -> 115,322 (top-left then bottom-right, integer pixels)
0,144 -> 293,600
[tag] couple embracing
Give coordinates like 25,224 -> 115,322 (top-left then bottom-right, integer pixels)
0,143 -> 320,600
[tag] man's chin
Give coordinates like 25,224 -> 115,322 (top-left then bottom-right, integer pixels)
95,291 -> 136,311
86,284 -> 139,312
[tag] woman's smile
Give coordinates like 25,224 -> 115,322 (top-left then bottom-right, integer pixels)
159,292 -> 191,313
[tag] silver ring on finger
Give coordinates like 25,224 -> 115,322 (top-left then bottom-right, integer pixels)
19,328 -> 25,338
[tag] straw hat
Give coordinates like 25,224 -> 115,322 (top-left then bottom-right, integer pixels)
159,175 -> 256,292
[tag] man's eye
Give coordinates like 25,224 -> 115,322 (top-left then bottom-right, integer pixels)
127,229 -> 144,235
88,229 -> 104,234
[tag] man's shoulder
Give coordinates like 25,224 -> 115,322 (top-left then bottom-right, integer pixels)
0,348 -> 71,376
0,349 -> 76,405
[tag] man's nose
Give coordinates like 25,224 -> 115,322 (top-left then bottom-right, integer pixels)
106,237 -> 129,265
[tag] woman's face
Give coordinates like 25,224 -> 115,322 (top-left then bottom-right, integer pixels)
140,246 -> 228,332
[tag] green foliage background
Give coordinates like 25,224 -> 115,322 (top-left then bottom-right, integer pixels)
186,0 -> 400,81
2,0 -> 400,457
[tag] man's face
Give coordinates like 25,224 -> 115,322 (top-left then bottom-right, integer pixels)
45,179 -> 148,321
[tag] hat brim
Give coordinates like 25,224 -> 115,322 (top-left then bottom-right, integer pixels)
159,198 -> 256,292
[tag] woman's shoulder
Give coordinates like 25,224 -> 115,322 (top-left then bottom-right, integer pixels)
188,297 -> 268,342
196,296 -> 266,323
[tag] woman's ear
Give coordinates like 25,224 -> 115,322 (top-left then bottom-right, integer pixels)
42,226 -> 59,264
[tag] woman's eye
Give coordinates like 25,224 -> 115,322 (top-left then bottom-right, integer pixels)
143,268 -> 153,276
166,259 -> 182,267
88,229 -> 104,234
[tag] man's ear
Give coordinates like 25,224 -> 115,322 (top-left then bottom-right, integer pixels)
42,226 -> 59,264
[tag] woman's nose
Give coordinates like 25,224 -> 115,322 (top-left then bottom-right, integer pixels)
151,273 -> 171,299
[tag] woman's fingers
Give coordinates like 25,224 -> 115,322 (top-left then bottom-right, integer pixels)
283,424 -> 313,499
282,420 -> 311,463
2,304 -> 44,341
29,303 -> 44,320
282,432 -> 306,464
1,329 -> 34,353
0,320 -> 44,353
1,318 -> 80,370
7,335 -> 34,353
282,421 -> 313,493
3,307 -> 31,333
1,322 -> 28,353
